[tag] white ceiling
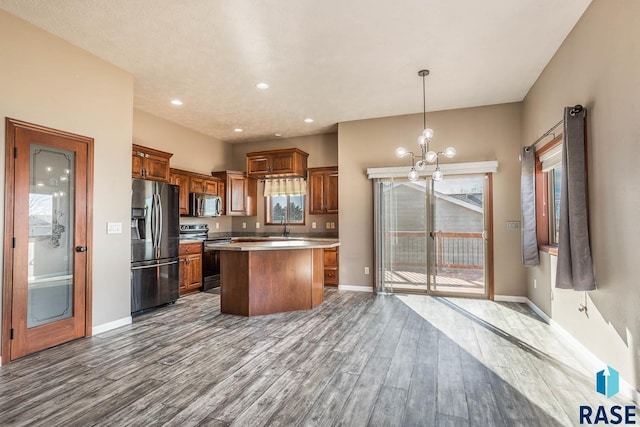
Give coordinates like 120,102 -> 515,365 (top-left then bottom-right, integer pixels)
0,0 -> 592,143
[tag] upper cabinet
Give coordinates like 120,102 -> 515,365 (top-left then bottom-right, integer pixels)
132,144 -> 172,182
170,168 -> 224,215
308,167 -> 339,214
246,148 -> 308,178
211,171 -> 257,216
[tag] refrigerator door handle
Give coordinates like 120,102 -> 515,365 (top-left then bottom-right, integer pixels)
131,260 -> 178,270
157,190 -> 163,250
150,193 -> 157,249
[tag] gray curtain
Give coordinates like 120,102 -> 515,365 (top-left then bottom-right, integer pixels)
556,106 -> 596,290
520,146 -> 539,265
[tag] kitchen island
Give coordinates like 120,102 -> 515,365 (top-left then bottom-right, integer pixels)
208,238 -> 340,316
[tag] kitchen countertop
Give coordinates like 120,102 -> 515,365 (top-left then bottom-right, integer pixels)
207,237 -> 339,251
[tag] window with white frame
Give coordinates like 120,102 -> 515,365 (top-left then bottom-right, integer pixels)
266,194 -> 305,225
263,178 -> 306,225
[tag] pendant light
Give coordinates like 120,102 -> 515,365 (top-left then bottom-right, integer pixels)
395,70 -> 456,181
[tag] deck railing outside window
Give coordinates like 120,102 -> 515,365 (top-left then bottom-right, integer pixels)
385,231 -> 483,271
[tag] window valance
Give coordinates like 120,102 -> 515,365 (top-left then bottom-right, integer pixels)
263,178 -> 307,197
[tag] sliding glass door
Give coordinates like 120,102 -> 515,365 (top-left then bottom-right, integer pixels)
374,174 -> 491,297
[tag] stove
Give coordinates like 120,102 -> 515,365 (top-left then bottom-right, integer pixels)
179,223 -> 209,241
179,224 -> 230,290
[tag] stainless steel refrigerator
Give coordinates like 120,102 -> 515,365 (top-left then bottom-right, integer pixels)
130,179 -> 180,313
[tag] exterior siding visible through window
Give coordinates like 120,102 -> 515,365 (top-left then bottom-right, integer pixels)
266,195 -> 305,224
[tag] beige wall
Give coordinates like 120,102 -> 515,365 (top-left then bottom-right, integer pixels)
522,0 -> 640,390
229,133 -> 339,235
0,10 -> 134,331
338,103 -> 525,294
132,109 -> 234,232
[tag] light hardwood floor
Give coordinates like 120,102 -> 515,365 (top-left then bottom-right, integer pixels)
0,289 -> 633,426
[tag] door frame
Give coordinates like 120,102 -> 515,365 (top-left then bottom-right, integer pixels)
425,172 -> 494,299
372,172 -> 495,300
2,118 -> 94,364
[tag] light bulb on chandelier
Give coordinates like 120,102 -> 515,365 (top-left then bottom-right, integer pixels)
395,69 -> 456,181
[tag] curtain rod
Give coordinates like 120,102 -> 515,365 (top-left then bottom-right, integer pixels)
530,104 -> 584,147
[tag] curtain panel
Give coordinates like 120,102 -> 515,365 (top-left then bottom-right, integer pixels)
520,146 -> 539,266
556,106 -> 596,291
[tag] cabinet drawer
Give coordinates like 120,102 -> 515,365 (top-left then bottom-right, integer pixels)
324,268 -> 339,286
324,247 -> 338,267
179,242 -> 202,256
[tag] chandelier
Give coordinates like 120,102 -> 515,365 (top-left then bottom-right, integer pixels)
395,69 -> 456,181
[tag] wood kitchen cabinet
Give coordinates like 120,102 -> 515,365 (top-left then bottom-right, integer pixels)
211,171 -> 257,216
324,246 -> 339,286
179,241 -> 202,295
246,148 -> 308,178
170,168 -> 224,215
308,167 -> 339,214
132,144 -> 172,182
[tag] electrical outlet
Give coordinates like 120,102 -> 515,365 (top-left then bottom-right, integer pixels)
325,222 -> 330,229
107,222 -> 122,234
364,267 -> 370,275
256,222 -> 260,229
242,222 -> 247,229
215,222 -> 220,229
311,222 -> 316,229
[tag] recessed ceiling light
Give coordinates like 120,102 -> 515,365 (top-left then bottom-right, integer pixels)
274,133 -> 282,137
171,99 -> 183,106
256,82 -> 270,90
234,128 -> 243,132
304,118 -> 314,123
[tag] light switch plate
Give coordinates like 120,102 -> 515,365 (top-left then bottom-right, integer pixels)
311,222 -> 317,229
242,222 -> 247,229
507,221 -> 520,230
256,222 -> 260,229
107,222 -> 122,234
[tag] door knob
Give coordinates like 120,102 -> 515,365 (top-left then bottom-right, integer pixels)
75,246 -> 88,252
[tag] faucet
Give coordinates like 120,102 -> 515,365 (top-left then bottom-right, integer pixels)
281,218 -> 290,237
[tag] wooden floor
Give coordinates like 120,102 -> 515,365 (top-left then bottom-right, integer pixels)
0,289 -> 632,426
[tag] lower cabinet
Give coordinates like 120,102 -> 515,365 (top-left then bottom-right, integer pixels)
179,241 -> 202,295
324,247 -> 339,286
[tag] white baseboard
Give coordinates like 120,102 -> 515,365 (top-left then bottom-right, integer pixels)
92,316 -> 132,335
494,294 -> 527,303
524,298 -> 639,405
524,298 -> 551,323
338,284 -> 373,293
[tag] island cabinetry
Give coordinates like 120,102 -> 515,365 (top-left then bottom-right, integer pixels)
323,246 -> 339,286
308,167 -> 338,214
179,241 -> 202,295
220,248 -> 324,316
170,168 -> 224,215
132,144 -> 172,182
246,148 -> 308,178
211,171 -> 256,216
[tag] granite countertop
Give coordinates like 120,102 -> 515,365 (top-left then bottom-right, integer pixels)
206,232 -> 338,240
206,237 -> 339,251
178,239 -> 203,244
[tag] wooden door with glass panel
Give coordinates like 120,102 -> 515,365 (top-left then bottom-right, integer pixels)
3,119 -> 92,362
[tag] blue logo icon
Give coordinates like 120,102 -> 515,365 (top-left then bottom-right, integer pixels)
596,365 -> 619,398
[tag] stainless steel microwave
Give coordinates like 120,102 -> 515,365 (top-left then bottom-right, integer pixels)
188,193 -> 222,217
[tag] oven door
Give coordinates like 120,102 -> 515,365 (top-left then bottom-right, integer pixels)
202,248 -> 221,291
